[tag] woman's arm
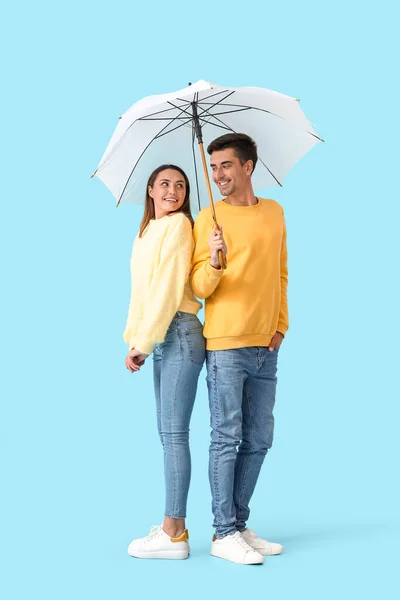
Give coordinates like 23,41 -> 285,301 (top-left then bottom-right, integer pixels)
130,214 -> 194,355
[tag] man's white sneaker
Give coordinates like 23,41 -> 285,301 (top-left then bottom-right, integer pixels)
127,525 -> 189,559
211,531 -> 264,564
240,528 -> 284,555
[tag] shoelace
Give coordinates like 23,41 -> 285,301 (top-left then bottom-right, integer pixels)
231,532 -> 254,551
143,525 -> 162,543
243,528 -> 256,539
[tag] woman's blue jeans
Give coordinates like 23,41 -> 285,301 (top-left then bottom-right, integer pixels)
153,312 -> 205,519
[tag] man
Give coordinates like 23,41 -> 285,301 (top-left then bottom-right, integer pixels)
190,133 -> 288,565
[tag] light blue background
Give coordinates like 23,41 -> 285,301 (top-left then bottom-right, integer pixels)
1,1 -> 399,598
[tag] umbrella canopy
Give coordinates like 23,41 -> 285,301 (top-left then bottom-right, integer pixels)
93,79 -> 323,211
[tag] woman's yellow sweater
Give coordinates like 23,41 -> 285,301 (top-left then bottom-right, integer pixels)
123,212 -> 201,354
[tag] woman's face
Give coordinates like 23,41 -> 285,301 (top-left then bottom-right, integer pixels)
148,169 -> 187,219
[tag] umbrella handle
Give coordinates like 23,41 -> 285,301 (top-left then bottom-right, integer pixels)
218,249 -> 227,270
199,142 -> 227,270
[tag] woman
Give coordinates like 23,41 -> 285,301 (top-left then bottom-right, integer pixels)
124,164 -> 205,560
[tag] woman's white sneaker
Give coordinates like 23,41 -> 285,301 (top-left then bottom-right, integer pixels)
127,525 -> 189,559
240,528 -> 284,555
211,531 -> 264,564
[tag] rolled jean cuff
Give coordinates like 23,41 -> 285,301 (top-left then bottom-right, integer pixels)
215,526 -> 236,538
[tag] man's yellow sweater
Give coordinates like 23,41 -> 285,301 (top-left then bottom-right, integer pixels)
190,198 -> 288,351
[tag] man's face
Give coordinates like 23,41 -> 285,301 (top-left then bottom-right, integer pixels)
210,148 -> 252,196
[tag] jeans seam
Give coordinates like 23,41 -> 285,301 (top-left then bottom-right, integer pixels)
210,352 -> 222,528
169,330 -> 184,517
237,382 -> 254,522
165,512 -> 186,519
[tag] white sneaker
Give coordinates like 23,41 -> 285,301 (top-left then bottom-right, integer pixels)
127,525 -> 189,559
211,531 -> 264,564
240,528 -> 284,555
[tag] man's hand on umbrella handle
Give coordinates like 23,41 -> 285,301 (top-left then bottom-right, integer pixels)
125,348 -> 148,373
268,332 -> 284,352
208,226 -> 227,270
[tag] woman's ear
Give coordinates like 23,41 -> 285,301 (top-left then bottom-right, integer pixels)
148,186 -> 153,198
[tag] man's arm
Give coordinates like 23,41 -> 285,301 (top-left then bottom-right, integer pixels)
277,210 -> 289,336
190,210 -> 224,299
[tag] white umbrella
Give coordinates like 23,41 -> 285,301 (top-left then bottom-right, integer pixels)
92,79 -> 323,213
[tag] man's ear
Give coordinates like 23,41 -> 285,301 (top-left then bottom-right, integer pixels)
246,160 -> 254,175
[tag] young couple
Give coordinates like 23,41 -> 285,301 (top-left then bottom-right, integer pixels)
123,133 -> 288,565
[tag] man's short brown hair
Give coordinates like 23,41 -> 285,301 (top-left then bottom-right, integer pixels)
207,133 -> 258,173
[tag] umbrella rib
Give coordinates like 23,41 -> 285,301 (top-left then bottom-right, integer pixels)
195,102 -> 241,132
257,156 -> 283,187
200,107 -> 253,118
154,118 -> 194,139
116,118 -> 183,206
138,116 -> 191,121
166,100 -> 196,119
199,102 -> 323,141
138,101 -> 191,119
98,100 -> 202,179
196,116 -> 233,133
94,104 -> 190,176
195,91 -> 237,116
199,110 -> 283,187
193,92 -> 243,131
152,96 -> 226,138
195,89 -> 235,104
195,109 -> 251,130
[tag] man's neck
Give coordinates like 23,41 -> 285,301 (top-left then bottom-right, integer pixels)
224,187 -> 257,207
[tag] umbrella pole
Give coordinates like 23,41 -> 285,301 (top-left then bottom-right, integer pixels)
198,141 -> 227,270
192,96 -> 227,270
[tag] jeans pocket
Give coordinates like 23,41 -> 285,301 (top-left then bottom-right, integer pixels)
182,315 -> 203,334
185,329 -> 206,366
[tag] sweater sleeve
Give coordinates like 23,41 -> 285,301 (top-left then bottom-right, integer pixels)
277,210 -> 289,336
130,214 -> 193,355
190,209 -> 224,299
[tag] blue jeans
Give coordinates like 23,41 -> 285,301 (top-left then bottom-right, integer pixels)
153,312 -> 205,519
206,347 -> 279,538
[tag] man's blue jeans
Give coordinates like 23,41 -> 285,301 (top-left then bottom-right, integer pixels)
153,312 -> 205,519
206,346 -> 278,538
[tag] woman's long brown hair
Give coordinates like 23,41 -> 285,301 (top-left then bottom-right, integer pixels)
139,165 -> 194,237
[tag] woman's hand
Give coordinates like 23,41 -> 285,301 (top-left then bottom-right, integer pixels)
208,226 -> 227,269
125,348 -> 149,373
